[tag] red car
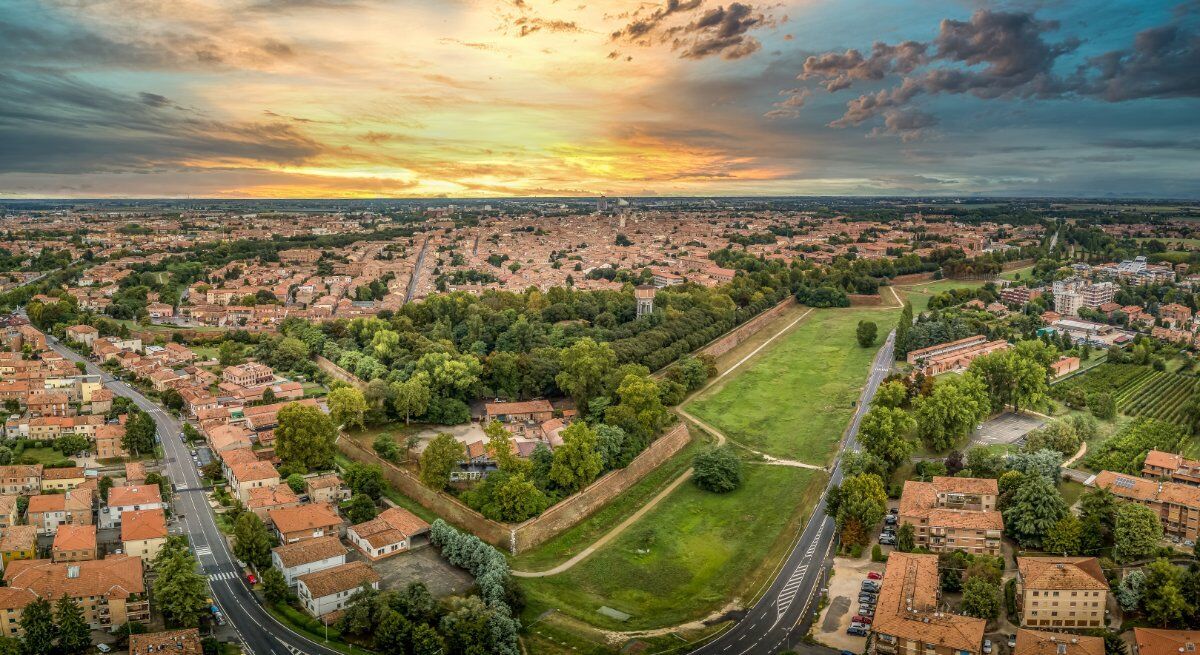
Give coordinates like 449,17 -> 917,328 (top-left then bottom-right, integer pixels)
867,572 -> 882,580
853,615 -> 873,625
246,573 -> 257,584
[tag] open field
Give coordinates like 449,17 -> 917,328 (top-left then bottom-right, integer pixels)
15,446 -> 72,465
686,307 -> 897,464
895,278 -> 987,313
509,426 -> 710,571
1000,265 -> 1036,281
519,463 -> 825,630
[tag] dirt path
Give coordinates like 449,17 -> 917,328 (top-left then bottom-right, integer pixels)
677,408 -> 824,471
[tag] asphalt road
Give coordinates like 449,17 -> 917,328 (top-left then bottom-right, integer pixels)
691,329 -> 896,655
42,336 -> 342,655
404,237 -> 430,303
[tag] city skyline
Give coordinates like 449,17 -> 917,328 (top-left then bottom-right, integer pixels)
2,0 -> 1198,199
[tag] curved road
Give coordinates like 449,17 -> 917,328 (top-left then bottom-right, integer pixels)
691,329 -> 896,655
43,336 -> 341,655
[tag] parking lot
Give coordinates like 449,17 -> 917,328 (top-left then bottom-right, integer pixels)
346,545 -> 473,598
815,550 -> 885,652
970,412 -> 1046,447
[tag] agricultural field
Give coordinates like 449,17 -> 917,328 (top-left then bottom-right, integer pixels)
1053,362 -> 1197,426
686,307 -> 897,464
518,463 -> 825,630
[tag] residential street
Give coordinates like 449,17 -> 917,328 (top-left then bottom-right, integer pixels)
691,329 -> 896,655
41,334 -> 343,655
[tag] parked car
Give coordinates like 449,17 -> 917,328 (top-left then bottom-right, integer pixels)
850,622 -> 870,631
879,535 -> 896,545
853,615 -> 872,624
858,607 -> 874,617
847,626 -> 868,637
1007,635 -> 1017,649
246,572 -> 258,585
861,580 -> 880,591
889,507 -> 899,515
97,646 -> 111,654
983,639 -> 992,654
884,514 -> 897,525
867,571 -> 883,580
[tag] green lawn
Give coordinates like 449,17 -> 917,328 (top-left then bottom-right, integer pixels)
686,307 -> 897,464
519,464 -> 825,630
16,446 -> 72,465
509,425 -> 708,571
1000,265 -> 1036,281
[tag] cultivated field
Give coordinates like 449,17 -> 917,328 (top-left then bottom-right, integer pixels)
1053,362 -> 1197,426
686,307 -> 897,464
519,463 -> 824,630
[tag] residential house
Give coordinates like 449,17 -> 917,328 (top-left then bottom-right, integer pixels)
65,325 -> 99,348
121,508 -> 168,562
1094,471 -> 1200,541
0,526 -> 37,566
1016,557 -> 1109,629
247,484 -> 301,521
125,462 -> 147,485
51,524 -> 97,562
222,363 -> 274,387
1142,450 -> 1200,486
305,474 -> 349,505
2,555 -> 149,630
27,489 -> 93,535
268,503 -> 342,544
207,423 -> 253,453
898,477 -> 1003,555
101,485 -> 164,529
0,496 -> 16,529
484,399 -> 554,425
869,552 -> 985,655
41,466 -> 86,492
0,465 -> 41,495
130,629 -> 202,655
347,507 -> 430,560
296,561 -> 381,618
1133,629 -> 1200,655
228,459 -> 280,503
271,535 -> 347,587
95,424 -> 128,460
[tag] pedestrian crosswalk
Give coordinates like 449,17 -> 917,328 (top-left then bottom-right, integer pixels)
195,546 -> 213,556
209,571 -> 238,581
284,645 -> 305,655
776,523 -> 826,620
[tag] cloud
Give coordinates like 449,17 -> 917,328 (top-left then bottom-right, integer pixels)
514,17 -> 582,37
868,109 -> 939,142
763,87 -> 810,119
793,6 -> 1200,138
611,0 -> 774,60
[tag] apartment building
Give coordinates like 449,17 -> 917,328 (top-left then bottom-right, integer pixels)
870,552 -> 985,655
122,508 -> 169,562
1133,628 -> 1200,655
1142,450 -> 1200,486
1,556 -> 149,631
1052,280 -> 1116,316
1000,286 -> 1043,306
0,465 -> 42,495
27,489 -> 93,535
51,524 -> 97,562
1016,557 -> 1109,629
1094,471 -> 1200,541
1014,629 -> 1103,655
228,459 -> 280,503
222,363 -> 274,387
898,477 -> 1003,555
101,485 -> 165,529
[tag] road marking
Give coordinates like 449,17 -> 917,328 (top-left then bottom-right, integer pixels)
285,645 -> 305,655
195,546 -> 213,556
209,571 -> 237,581
775,523 -> 825,621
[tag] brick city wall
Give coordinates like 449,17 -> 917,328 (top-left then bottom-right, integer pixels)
315,355 -> 368,391
696,297 -> 797,360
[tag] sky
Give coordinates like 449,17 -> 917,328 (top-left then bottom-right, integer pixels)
1,0 -> 1198,199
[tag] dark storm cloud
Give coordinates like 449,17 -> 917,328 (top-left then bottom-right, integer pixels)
789,6 -> 1200,138
0,71 -> 325,175
611,0 -> 774,60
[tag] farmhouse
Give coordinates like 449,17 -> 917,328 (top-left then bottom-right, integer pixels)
1142,450 -> 1200,486
485,399 -> 554,424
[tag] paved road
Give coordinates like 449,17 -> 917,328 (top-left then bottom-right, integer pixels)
405,237 -> 431,303
691,330 -> 896,655
42,335 -> 341,655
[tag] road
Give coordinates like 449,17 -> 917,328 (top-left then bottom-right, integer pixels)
42,336 -> 341,655
691,329 -> 896,655
404,237 -> 431,303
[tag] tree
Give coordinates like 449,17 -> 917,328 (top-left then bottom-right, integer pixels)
961,577 -> 1002,620
272,337 -> 310,372
262,567 -> 292,604
55,595 -> 91,655
161,387 -> 184,412
217,340 -> 242,366
409,623 -> 446,655
896,522 -> 916,552
344,462 -> 385,499
858,406 -> 916,471
347,493 -> 378,523
153,536 -> 208,627
375,611 -> 413,654
1042,514 -> 1083,555
123,409 -> 157,457
1089,392 -> 1117,420
875,381 -> 908,409
1003,475 -> 1067,548
483,420 -> 521,472
285,473 -> 306,494
19,597 -> 54,655
373,433 -> 400,462
550,422 -> 604,493
555,338 -> 617,415
831,473 -> 888,547
492,471 -> 549,522
419,433 -> 463,490
692,447 -> 743,493
98,475 -> 114,502
594,424 -> 627,470
233,512 -> 274,568
896,301 -> 913,358
1142,558 -> 1191,626
856,320 -> 878,347
328,386 -> 368,431
1007,448 -> 1063,484
969,349 -> 1049,413
391,373 -> 431,424
1115,502 -> 1164,562
275,403 -> 337,471
1117,569 -> 1146,611
913,373 -> 990,451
